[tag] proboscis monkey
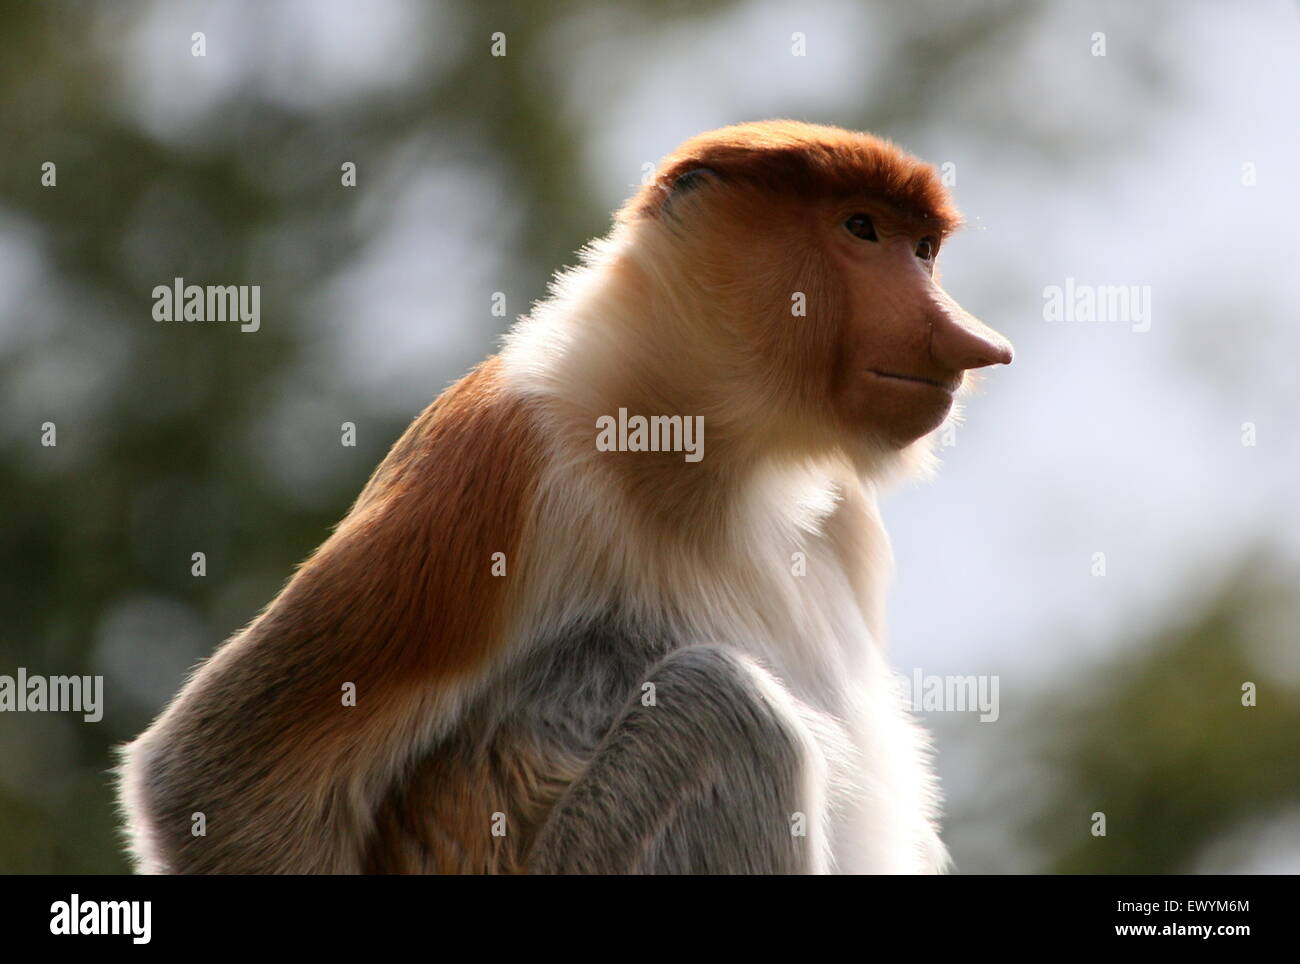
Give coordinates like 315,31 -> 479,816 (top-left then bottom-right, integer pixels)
118,120 -> 1013,874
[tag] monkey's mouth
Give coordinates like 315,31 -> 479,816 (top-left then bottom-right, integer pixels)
867,369 -> 960,393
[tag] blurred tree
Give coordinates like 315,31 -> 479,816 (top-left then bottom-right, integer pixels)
1020,557 -> 1300,873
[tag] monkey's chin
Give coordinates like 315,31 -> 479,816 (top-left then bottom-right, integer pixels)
859,385 -> 955,449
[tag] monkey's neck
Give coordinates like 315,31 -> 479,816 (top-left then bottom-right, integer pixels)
503,363 -> 847,562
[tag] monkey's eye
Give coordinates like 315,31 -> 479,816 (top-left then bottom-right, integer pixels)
844,213 -> 878,241
915,237 -> 937,261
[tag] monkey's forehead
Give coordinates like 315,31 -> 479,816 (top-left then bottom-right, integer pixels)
628,119 -> 961,236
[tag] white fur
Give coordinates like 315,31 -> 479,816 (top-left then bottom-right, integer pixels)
499,224 -> 950,874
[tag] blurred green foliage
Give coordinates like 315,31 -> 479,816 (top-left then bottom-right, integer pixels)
1025,559 -> 1300,874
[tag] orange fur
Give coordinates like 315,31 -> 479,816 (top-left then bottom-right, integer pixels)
625,119 -> 960,237
265,356 -> 541,700
118,357 -> 546,873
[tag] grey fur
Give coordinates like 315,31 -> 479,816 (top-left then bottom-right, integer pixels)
527,644 -> 813,874
120,605 -> 819,873
116,622 -> 379,873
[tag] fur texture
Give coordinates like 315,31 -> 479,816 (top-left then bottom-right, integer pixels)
117,121 -> 975,874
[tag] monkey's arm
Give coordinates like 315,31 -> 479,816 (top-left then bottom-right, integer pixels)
528,645 -> 829,874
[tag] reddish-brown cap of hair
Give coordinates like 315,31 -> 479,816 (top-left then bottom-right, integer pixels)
625,119 -> 961,236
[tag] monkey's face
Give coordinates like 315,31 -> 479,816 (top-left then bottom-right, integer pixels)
630,146 -> 1012,457
818,203 -> 1013,448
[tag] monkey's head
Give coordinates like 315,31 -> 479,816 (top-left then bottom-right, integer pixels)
618,120 -> 1013,462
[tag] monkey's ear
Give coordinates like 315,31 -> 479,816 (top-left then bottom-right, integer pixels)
659,166 -> 721,217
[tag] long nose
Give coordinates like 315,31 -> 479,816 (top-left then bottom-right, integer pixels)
928,294 -> 1014,372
